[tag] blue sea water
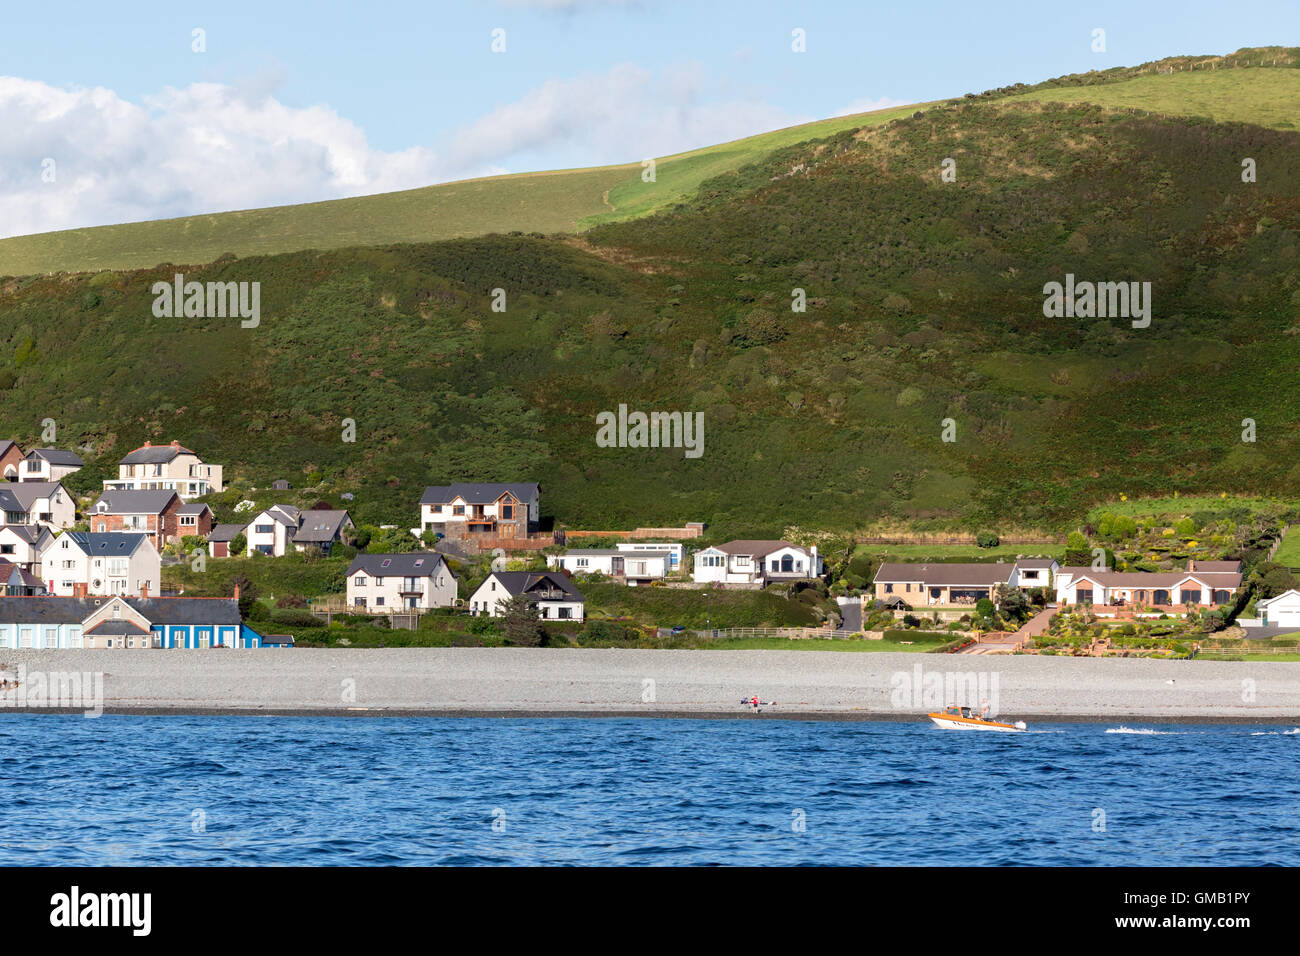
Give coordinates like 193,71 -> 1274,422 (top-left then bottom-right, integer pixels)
0,716 -> 1297,866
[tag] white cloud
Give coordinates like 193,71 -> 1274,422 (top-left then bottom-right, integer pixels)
833,95 -> 910,118
0,64 -> 813,239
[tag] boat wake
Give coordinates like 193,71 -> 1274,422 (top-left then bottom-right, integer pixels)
1105,726 -> 1176,735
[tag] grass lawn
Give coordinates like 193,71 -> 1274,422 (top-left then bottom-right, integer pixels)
1084,494 -> 1294,524
854,543 -> 1059,562
1271,530 -> 1300,567
582,581 -> 827,629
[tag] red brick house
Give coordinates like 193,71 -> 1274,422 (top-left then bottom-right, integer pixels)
88,490 -> 185,550
0,441 -> 23,482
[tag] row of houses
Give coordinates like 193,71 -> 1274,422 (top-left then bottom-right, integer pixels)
870,558 -> 1245,613
2,439 -> 225,499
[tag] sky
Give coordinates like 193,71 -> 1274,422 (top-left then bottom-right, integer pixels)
0,0 -> 1295,238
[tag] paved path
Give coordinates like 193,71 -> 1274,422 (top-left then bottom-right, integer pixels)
960,607 -> 1055,654
837,597 -> 862,633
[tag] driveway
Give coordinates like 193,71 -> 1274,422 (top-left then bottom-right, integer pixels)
837,596 -> 863,632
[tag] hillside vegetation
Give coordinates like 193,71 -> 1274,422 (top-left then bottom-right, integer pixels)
1,47 -> 1295,277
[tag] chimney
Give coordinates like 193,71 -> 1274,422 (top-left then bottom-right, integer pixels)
233,583 -> 241,601
141,581 -> 149,598
143,441 -> 151,448
171,440 -> 180,448
73,582 -> 87,598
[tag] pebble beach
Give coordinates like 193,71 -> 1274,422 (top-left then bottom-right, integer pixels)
1,648 -> 1299,721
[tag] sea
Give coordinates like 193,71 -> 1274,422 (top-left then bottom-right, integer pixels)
1,715 -> 1296,865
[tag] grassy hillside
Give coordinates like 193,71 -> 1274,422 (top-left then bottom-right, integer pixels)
2,91 -> 1296,536
1,47 -> 1295,278
0,105 -> 921,278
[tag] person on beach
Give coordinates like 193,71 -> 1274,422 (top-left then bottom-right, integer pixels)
751,695 -> 760,713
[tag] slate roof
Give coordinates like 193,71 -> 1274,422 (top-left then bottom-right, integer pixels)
488,571 -> 584,601
27,448 -> 84,466
177,503 -> 213,516
209,523 -> 246,542
0,562 -> 44,590
291,510 -> 351,543
1189,560 -> 1243,573
93,490 -> 179,514
561,548 -> 671,558
60,532 -> 150,556
873,562 -> 1018,587
1013,558 -> 1057,569
261,633 -> 295,646
347,552 -> 450,578
118,442 -> 195,465
0,482 -> 65,511
0,595 -> 239,625
421,482 -> 539,505
0,525 -> 49,544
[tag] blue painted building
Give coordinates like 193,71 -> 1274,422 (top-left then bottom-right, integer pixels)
0,595 -> 266,649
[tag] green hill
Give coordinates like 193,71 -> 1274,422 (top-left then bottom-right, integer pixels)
0,46 -> 1295,278
1,75 -> 1296,537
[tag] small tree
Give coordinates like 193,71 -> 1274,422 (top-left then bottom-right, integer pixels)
229,531 -> 247,556
500,594 -> 545,647
975,530 -> 999,548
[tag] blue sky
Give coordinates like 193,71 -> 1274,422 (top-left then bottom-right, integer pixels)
0,0 -> 1295,236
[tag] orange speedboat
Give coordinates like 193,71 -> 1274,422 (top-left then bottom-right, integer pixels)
928,706 -> 1027,732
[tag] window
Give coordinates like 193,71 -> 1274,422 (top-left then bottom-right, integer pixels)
180,515 -> 196,526
558,607 -> 571,619
576,558 -> 588,568
354,597 -> 367,607
453,505 -> 464,516
432,505 -> 442,513
500,505 -> 513,518
1180,589 -> 1200,605
255,524 -> 273,534
355,576 -> 367,586
1077,589 -> 1093,605
0,545 -> 12,555
375,596 -> 385,606
884,584 -> 893,594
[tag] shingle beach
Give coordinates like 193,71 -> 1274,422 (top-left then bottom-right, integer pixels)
1,648 -> 1299,722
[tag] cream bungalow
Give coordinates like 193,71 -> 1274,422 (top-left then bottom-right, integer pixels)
420,482 -> 540,538
469,571 -> 585,622
547,548 -> 669,585
19,449 -> 84,483
1054,560 -> 1241,611
103,440 -> 224,499
42,532 -> 161,598
692,540 -> 822,586
872,562 -> 1015,606
0,525 -> 53,574
0,481 -> 75,530
346,552 -> 457,611
616,541 -> 685,571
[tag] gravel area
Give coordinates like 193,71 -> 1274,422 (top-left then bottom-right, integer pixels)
1,648 -> 1299,721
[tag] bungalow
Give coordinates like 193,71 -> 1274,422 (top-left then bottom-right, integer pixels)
90,490 -> 184,550
244,505 -> 353,556
346,552 -> 457,611
547,548 -> 669,585
0,594 -> 263,649
1054,559 -> 1242,611
103,440 -> 224,499
42,532 -> 161,598
19,449 -> 84,483
692,540 -> 823,586
0,441 -> 23,481
0,481 -> 75,530
420,482 -> 540,539
0,525 -> 53,574
872,562 -> 1016,607
208,523 -> 246,558
1254,589 -> 1300,629
469,571 -> 585,622
617,541 -> 685,571
0,560 -> 46,596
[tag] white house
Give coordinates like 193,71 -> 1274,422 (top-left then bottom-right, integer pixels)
346,552 -> 457,611
547,548 -> 669,585
103,440 -> 224,499
19,449 -> 84,483
1010,558 -> 1058,590
616,540 -> 684,571
420,482 -> 540,538
692,540 -> 823,586
0,481 -> 76,530
1254,590 -> 1300,629
42,532 -> 161,598
469,571 -> 585,622
244,505 -> 353,556
0,525 -> 54,574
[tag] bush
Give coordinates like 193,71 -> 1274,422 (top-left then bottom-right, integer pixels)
271,608 -> 325,628
975,531 -> 999,548
975,598 -> 995,618
275,594 -> 308,609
